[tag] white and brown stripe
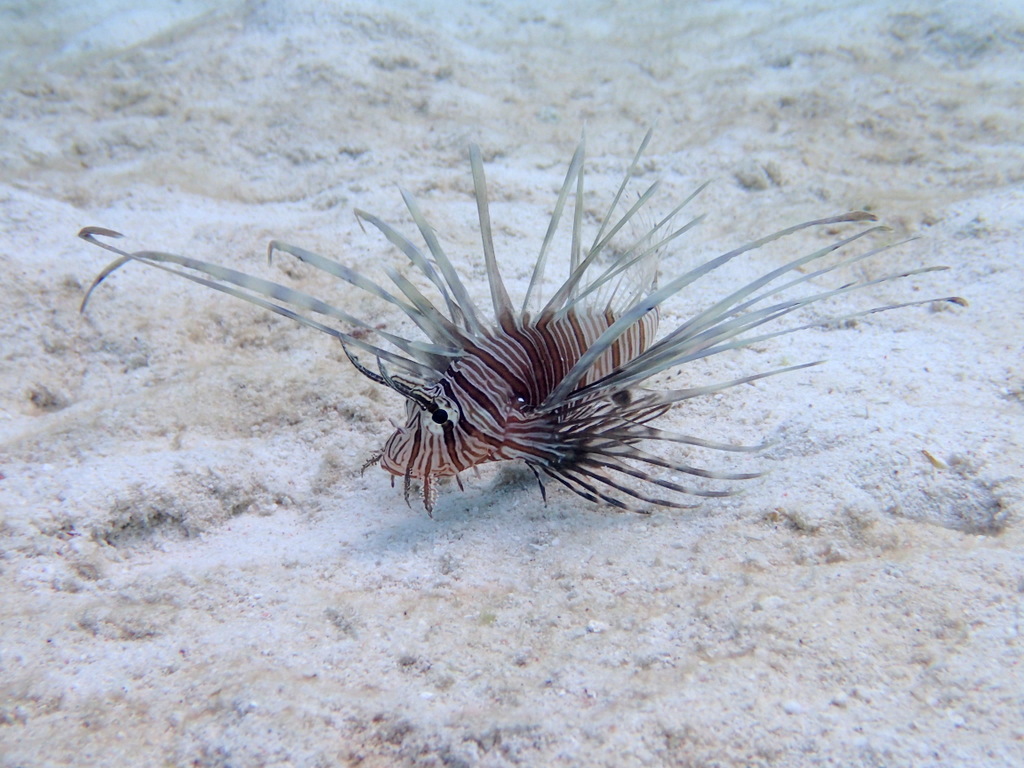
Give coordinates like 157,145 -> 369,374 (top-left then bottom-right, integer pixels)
378,306 -> 660,482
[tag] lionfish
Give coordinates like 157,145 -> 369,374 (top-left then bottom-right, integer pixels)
79,131 -> 961,514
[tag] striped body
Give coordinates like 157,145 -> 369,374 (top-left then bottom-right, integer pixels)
380,306 -> 660,481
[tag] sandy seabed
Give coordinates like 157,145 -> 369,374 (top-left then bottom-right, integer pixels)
2,1 -> 1023,765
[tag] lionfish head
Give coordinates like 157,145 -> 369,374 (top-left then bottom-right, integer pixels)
378,384 -> 498,482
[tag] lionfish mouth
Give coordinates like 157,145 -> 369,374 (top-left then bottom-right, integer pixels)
78,130 -> 964,515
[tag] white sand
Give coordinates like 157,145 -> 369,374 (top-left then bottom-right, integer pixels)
2,1 -> 1023,765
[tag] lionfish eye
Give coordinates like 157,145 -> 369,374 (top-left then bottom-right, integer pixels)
431,408 -> 449,424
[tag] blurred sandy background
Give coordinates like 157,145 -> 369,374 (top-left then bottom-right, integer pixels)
2,1 -> 1022,765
